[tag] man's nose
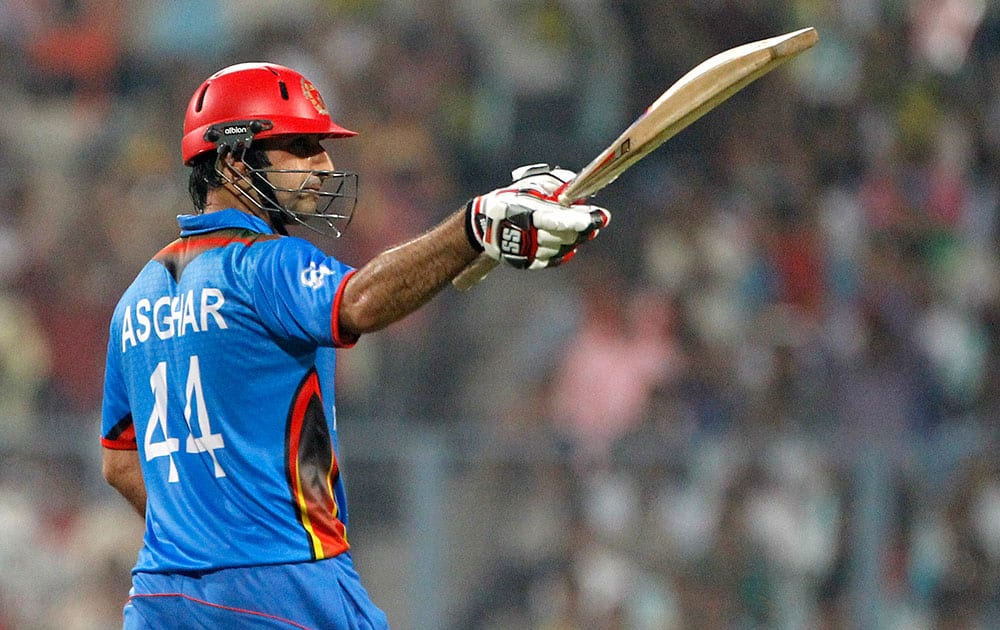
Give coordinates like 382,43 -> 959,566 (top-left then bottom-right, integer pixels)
313,151 -> 334,171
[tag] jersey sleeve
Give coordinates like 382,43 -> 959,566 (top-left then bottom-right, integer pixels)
252,239 -> 358,348
100,316 -> 137,450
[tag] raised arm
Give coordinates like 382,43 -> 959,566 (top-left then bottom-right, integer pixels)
338,209 -> 475,336
338,166 -> 610,338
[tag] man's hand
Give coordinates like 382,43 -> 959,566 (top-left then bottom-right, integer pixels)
465,164 -> 610,270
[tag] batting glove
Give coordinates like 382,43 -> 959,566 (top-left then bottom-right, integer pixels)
465,164 -> 611,270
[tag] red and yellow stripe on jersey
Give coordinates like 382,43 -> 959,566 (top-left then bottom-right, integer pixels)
286,370 -> 349,560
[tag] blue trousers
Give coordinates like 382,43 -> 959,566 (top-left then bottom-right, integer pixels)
122,554 -> 388,629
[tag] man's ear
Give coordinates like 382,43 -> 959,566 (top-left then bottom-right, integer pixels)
218,153 -> 254,192
219,152 -> 247,176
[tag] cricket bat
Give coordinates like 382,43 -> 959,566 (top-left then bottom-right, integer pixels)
453,26 -> 819,291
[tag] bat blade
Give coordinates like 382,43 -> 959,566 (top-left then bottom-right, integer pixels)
558,27 -> 818,204
454,27 -> 818,291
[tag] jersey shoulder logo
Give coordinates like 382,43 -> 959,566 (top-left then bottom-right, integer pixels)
300,261 -> 336,289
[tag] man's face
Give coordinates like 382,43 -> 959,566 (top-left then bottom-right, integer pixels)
257,134 -> 334,215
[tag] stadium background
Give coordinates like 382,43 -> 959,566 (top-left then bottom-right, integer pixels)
1,1 -> 999,628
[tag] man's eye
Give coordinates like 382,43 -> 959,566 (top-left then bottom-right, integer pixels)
291,138 -> 319,155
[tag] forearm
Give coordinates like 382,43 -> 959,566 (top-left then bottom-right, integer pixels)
339,209 -> 478,335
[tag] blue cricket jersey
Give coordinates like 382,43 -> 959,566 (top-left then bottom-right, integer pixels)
101,209 -> 358,574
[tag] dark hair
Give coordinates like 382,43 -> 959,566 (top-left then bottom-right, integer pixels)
188,152 -> 222,211
187,147 -> 273,211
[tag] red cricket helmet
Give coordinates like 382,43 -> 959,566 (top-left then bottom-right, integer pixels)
181,62 -> 356,165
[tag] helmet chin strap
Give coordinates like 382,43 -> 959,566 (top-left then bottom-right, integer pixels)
267,210 -> 291,236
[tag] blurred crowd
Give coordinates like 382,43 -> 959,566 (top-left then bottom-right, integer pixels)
2,0 -> 1000,628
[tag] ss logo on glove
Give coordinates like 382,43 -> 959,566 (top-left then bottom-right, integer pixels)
497,212 -> 536,268
499,225 -> 523,254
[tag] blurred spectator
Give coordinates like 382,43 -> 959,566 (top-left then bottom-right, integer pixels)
20,0 -> 127,105
0,295 -> 50,439
453,0 -> 629,169
540,262 -> 683,465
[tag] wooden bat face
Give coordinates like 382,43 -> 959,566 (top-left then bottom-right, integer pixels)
454,27 -> 819,290
558,27 -> 818,205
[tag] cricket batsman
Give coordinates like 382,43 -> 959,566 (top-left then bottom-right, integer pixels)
99,62 -> 610,628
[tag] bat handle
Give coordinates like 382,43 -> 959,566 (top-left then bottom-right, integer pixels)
453,255 -> 499,291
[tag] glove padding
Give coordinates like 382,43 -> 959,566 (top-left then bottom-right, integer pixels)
466,164 -> 611,270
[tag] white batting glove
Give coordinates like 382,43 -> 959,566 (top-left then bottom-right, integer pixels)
465,165 -> 611,269
509,163 -> 577,197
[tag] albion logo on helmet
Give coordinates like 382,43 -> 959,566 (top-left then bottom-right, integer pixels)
301,78 -> 329,116
224,126 -> 248,135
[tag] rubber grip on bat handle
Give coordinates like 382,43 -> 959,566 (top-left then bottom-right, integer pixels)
452,210 -> 607,291
453,255 -> 498,291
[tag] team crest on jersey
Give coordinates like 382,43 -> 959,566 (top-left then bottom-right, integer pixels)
301,261 -> 336,289
301,78 -> 329,115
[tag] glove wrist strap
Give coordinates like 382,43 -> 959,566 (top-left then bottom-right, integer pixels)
464,199 -> 485,252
